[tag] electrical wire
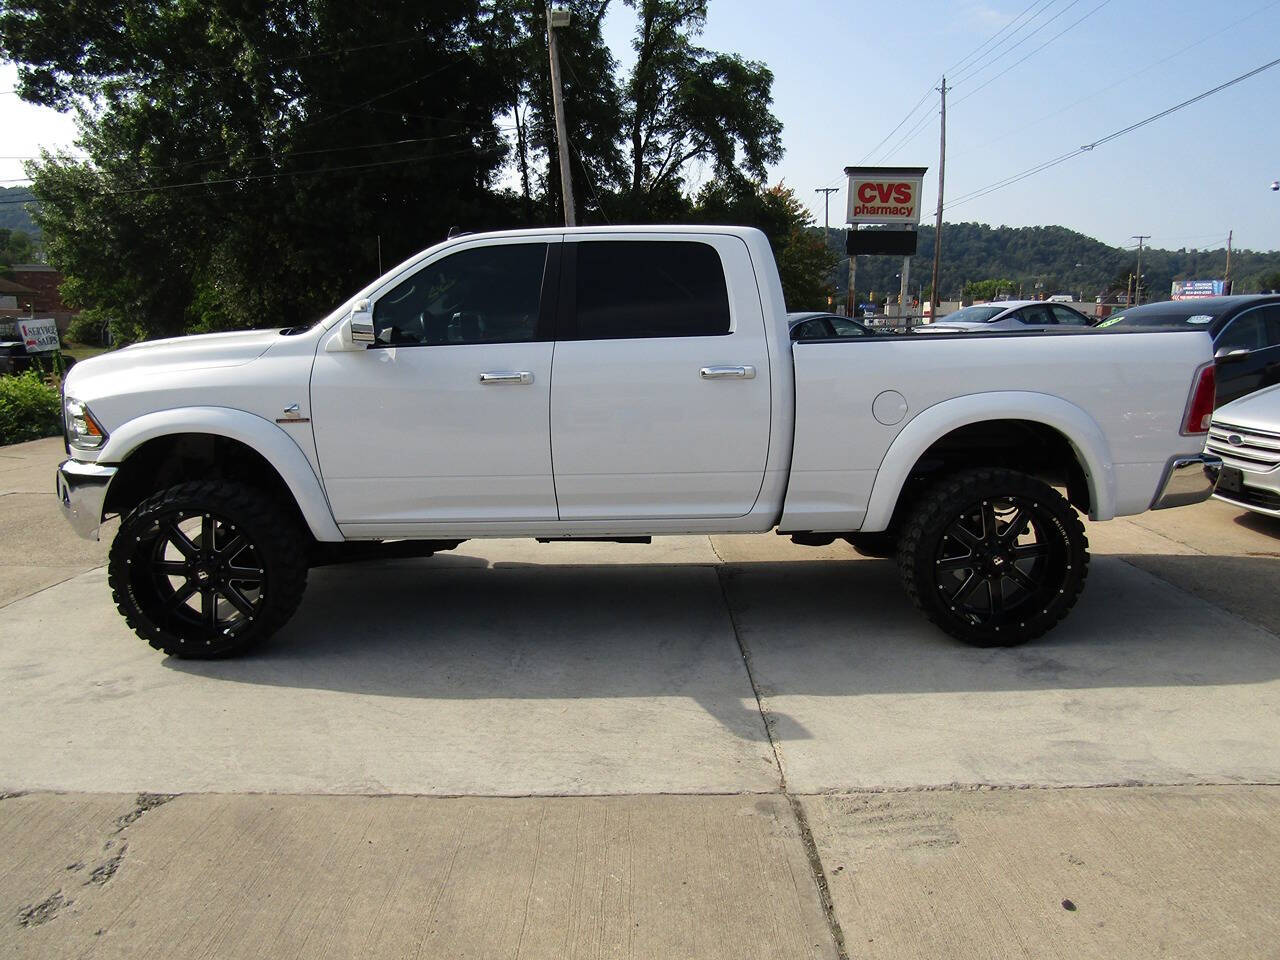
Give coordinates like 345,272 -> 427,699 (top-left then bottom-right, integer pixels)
0,146 -> 495,204
947,55 -> 1280,208
951,0 -> 1112,106
949,0 -> 1082,89
951,0 -> 1280,157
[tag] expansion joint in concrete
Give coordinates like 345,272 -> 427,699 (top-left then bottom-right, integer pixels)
714,566 -> 850,960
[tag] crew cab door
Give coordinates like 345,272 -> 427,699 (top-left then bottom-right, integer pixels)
310,237 -> 560,525
549,235 -> 771,520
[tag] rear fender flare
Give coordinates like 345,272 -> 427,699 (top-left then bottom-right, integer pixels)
860,391 -> 1116,531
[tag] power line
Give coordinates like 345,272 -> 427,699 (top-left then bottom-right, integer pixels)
947,54 -> 1280,208
949,0 -> 1280,159
943,0 -> 1054,79
0,128 -> 516,186
951,0 -> 1112,107
852,0 -> 1054,171
949,0 -> 1071,87
0,146 -> 494,205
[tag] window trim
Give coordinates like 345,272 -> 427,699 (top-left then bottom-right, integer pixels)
555,238 -> 734,341
367,240 -> 561,349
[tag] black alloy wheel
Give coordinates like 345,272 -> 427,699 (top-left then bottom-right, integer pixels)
898,468 -> 1089,646
108,481 -> 308,657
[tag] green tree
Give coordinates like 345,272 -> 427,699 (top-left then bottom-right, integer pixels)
616,0 -> 782,218
962,278 -> 1015,302
1251,270 -> 1280,292
692,180 -> 836,309
498,0 -> 624,224
3,0 -> 519,341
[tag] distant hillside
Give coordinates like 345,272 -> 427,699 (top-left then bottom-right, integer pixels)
0,186 -> 39,238
825,222 -> 1280,302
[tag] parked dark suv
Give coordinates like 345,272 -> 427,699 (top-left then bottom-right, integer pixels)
1098,295 -> 1280,406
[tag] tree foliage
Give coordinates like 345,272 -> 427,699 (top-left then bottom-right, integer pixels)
1,0 -> 798,341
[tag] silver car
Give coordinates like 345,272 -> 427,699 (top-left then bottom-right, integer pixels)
1207,382 -> 1280,518
918,300 -> 1093,333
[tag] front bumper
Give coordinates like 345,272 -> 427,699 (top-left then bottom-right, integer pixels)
56,459 -> 118,540
1150,453 -> 1222,511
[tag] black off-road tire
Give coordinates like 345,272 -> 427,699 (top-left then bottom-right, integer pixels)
897,468 -> 1089,647
107,481 -> 308,658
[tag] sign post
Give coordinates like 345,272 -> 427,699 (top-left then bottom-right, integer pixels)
844,166 -> 927,326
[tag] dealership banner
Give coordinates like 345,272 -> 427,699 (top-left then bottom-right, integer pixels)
1171,280 -> 1226,300
845,166 -> 927,226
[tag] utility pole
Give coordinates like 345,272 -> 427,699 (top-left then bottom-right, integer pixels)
1225,229 -> 1233,293
847,242 -> 857,318
1131,235 -> 1150,305
816,186 -> 839,311
815,187 -> 838,237
930,76 -> 947,318
547,4 -> 577,227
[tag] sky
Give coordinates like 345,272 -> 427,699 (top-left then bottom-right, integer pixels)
3,0 -> 1279,252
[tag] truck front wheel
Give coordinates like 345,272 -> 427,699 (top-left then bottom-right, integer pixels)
896,468 -> 1088,646
107,481 -> 308,658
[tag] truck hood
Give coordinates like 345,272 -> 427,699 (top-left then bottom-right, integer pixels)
1213,382 -> 1280,433
68,328 -> 282,385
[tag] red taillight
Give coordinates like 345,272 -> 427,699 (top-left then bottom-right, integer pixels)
1181,363 -> 1216,435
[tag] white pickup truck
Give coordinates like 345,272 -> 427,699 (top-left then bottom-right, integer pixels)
56,226 -> 1221,657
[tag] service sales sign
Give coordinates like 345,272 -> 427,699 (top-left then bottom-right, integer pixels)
18,317 -> 59,353
844,166 -> 927,226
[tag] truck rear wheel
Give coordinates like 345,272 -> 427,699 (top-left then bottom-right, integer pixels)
897,468 -> 1088,646
107,481 -> 308,658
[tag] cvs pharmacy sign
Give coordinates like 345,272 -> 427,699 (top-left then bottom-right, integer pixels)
844,165 -> 926,226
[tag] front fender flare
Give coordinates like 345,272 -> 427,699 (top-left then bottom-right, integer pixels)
97,406 -> 343,542
859,391 -> 1116,532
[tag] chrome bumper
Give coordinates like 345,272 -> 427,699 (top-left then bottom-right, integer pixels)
1150,453 -> 1222,511
56,459 -> 117,540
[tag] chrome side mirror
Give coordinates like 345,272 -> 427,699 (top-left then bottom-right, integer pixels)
1214,346 -> 1249,363
350,299 -> 375,343
324,299 -> 377,353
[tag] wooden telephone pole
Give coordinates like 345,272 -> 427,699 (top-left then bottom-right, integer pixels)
1225,229 -> 1233,293
929,77 -> 947,317
1132,235 -> 1150,304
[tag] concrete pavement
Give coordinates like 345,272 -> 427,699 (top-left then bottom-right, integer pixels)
2,435 -> 1279,958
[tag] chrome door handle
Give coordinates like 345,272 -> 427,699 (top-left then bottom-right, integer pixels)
479,371 -> 534,385
699,365 -> 756,380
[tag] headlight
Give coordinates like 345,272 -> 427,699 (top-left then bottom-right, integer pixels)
64,396 -> 107,449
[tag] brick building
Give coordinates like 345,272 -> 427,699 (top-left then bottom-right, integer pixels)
0,264 -> 78,332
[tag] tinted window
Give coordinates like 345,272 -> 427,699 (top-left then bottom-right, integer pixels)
1018,305 -> 1055,325
373,243 -> 548,346
943,304 -> 1005,323
829,317 -> 868,337
571,240 -> 730,339
791,318 -> 831,341
1218,309 -> 1273,351
1098,302 -> 1227,330
1051,305 -> 1088,325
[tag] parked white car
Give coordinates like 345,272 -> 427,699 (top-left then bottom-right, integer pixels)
56,226 -> 1220,657
920,299 -> 1092,333
1206,382 -> 1280,517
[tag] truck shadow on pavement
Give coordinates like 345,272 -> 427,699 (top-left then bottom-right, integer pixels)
163,553 -> 1280,741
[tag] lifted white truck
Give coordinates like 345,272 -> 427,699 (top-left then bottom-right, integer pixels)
57,226 -> 1220,657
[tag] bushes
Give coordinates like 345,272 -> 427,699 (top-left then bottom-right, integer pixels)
0,370 -> 62,446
